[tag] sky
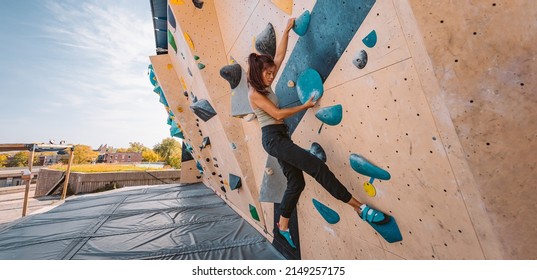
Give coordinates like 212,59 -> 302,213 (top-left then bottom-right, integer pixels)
0,0 -> 171,150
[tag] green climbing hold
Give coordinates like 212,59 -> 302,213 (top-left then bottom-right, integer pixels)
194,55 -> 200,60
198,63 -> 205,70
249,204 -> 260,221
167,30 -> 177,53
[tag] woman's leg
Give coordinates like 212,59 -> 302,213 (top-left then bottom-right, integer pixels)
276,157 -> 305,229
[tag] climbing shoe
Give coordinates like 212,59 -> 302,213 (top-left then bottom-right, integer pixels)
359,204 -> 390,225
277,223 -> 297,249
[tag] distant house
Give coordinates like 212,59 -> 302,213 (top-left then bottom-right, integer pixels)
37,155 -> 68,166
97,152 -> 142,164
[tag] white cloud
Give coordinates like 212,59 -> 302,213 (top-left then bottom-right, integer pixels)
36,0 -> 170,148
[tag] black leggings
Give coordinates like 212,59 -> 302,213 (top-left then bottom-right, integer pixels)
261,124 -> 352,218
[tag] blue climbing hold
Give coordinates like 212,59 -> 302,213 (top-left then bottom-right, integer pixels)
349,153 -> 391,180
190,99 -> 217,122
167,5 -> 176,30
159,92 -> 169,107
296,68 -> 323,104
229,173 -> 242,190
293,10 -> 311,36
312,198 -> 340,224
315,104 -> 343,126
362,30 -> 377,48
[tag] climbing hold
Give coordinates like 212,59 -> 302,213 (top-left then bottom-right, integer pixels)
349,153 -> 391,180
170,0 -> 185,4
167,5 -> 176,30
184,32 -> 195,50
194,55 -> 200,60
353,50 -> 368,69
309,142 -> 327,162
255,23 -> 276,58
169,110 -> 175,117
190,99 -> 217,121
167,116 -> 172,126
170,121 -> 184,139
192,0 -> 204,9
220,63 -> 242,89
230,143 -> 237,150
249,204 -> 260,221
271,0 -> 293,15
312,198 -> 340,224
167,30 -> 177,53
197,63 -> 205,70
293,10 -> 311,36
167,64 -> 173,70
199,136 -> 210,150
287,80 -> 295,87
220,186 -> 226,193
187,67 -> 192,76
296,68 -> 323,104
229,173 -> 242,190
159,92 -> 169,107
196,161 -> 204,174
148,65 -> 157,86
265,168 -> 274,175
315,104 -> 343,126
243,113 -> 257,122
364,182 -> 376,197
362,30 -> 377,48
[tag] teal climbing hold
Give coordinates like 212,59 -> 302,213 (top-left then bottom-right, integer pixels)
167,30 -> 177,53
153,85 -> 162,95
312,198 -> 340,224
169,110 -> 175,117
349,153 -> 391,180
293,10 -> 311,36
362,30 -> 377,48
159,92 -> 169,107
296,68 -> 323,104
148,65 -> 158,87
197,63 -> 205,70
315,104 -> 343,126
196,161 -> 204,174
167,116 -> 172,125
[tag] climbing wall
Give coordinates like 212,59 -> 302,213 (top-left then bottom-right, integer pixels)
148,0 -> 536,259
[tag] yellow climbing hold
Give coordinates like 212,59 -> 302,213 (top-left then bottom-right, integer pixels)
184,32 -> 195,51
177,106 -> 184,113
364,182 -> 376,197
170,0 -> 185,5
180,76 -> 187,90
271,0 -> 293,15
167,63 -> 173,70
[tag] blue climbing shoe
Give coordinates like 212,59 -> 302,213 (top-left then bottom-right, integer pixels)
277,223 -> 297,249
360,205 -> 390,225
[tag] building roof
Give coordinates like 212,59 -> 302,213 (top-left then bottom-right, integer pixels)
150,0 -> 168,54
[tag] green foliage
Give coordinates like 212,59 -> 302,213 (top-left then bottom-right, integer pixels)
7,152 -> 29,167
127,142 -> 147,153
73,145 -> 99,164
153,138 -> 182,169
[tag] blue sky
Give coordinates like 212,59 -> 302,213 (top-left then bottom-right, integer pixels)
0,0 -> 170,150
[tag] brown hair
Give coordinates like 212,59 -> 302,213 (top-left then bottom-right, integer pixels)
247,53 -> 276,95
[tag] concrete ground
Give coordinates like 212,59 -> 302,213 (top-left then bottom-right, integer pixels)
0,184 -> 62,227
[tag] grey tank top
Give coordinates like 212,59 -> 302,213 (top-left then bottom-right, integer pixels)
252,87 -> 284,127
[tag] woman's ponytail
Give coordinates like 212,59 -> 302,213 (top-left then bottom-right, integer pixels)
247,53 -> 275,95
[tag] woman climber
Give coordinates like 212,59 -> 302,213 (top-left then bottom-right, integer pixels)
247,18 -> 389,249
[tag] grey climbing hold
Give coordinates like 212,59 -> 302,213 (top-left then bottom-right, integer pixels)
192,0 -> 204,9
353,49 -> 368,69
187,67 -> 192,76
255,23 -> 276,58
309,142 -> 327,162
293,10 -> 311,36
199,136 -> 210,150
219,63 -> 242,89
229,173 -> 242,190
167,5 -> 176,30
190,99 -> 217,121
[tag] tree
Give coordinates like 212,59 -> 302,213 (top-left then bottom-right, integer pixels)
6,152 -> 29,167
154,138 -> 182,169
72,145 -> 99,164
142,149 -> 160,162
0,154 -> 9,167
128,142 -> 147,153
